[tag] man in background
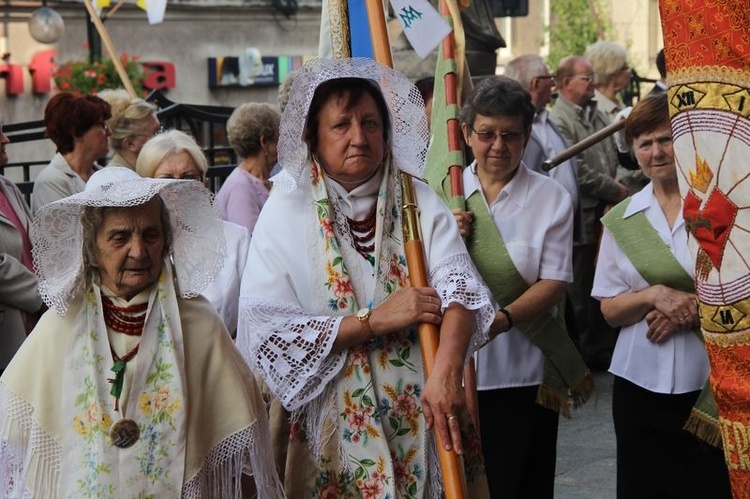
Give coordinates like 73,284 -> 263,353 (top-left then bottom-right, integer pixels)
505,55 -> 584,349
549,55 -> 628,370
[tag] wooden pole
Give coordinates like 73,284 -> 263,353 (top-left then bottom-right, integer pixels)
362,0 -> 467,497
542,118 -> 625,171
401,173 -> 468,499
437,0 -> 480,433
82,0 -> 137,98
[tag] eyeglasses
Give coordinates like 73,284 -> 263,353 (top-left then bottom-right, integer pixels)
156,172 -> 204,182
571,73 -> 595,82
535,75 -> 556,84
468,124 -> 525,144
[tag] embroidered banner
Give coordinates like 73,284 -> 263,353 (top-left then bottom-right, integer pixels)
660,0 -> 750,494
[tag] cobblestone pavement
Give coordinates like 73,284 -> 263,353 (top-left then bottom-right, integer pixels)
555,371 -> 617,498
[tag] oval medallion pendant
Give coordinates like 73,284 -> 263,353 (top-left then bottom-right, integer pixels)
110,418 -> 140,448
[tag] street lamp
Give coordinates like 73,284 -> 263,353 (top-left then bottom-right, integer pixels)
28,2 -> 65,44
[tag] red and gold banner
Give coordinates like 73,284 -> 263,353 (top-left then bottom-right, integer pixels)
660,0 -> 750,495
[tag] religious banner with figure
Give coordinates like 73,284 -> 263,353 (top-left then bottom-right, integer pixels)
660,0 -> 750,494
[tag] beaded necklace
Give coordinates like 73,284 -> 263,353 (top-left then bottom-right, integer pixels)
102,296 -> 146,410
346,202 -> 377,263
102,296 -> 147,336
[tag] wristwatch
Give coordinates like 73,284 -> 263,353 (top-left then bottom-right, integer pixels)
355,307 -> 374,338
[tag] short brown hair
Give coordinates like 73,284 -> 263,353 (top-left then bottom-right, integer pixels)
44,93 -> 111,154
624,93 -> 669,146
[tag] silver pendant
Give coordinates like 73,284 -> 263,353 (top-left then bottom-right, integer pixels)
110,418 -> 140,448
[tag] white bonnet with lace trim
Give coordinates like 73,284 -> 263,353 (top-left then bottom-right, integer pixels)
31,166 -> 226,316
274,57 -> 429,193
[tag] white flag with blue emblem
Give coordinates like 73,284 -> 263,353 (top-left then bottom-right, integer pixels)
389,0 -> 451,59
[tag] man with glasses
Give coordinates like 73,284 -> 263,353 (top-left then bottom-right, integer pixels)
505,54 -> 585,348
549,55 -> 629,371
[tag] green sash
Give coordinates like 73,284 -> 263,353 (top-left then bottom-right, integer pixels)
459,177 -> 594,417
601,198 -> 721,447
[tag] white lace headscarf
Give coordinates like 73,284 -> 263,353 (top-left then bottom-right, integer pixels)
31,166 -> 226,315
273,57 -> 429,192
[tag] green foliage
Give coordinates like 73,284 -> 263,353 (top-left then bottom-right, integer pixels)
547,0 -> 616,71
53,53 -> 145,95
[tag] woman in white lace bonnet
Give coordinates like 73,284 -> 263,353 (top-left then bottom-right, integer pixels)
98,88 -> 161,170
236,57 -> 494,497
0,167 -> 282,497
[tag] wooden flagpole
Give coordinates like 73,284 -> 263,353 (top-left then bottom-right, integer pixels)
364,0 -> 468,497
82,0 -> 137,98
436,0 -> 481,434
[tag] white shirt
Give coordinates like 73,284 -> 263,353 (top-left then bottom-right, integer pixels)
532,110 -> 579,209
592,183 -> 709,394
465,162 -> 574,390
202,220 -> 250,337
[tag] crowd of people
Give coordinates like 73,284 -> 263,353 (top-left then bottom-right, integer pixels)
0,43 -> 733,498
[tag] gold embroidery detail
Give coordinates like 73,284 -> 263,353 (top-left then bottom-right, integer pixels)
689,153 -> 714,193
700,301 -> 750,333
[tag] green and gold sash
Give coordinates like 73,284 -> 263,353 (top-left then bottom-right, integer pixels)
601,198 -> 721,447
462,180 -> 594,417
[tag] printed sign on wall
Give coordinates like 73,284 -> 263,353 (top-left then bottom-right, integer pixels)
208,51 -> 310,88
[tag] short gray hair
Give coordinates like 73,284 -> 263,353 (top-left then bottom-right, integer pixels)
504,54 -> 549,92
226,103 -> 280,159
135,130 -> 208,178
584,41 -> 628,87
81,198 -> 172,286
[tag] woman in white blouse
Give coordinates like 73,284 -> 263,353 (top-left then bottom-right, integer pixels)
592,93 -> 730,498
451,75 -> 592,499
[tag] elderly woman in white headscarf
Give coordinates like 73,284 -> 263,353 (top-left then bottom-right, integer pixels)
0,167 -> 282,497
237,57 -> 495,498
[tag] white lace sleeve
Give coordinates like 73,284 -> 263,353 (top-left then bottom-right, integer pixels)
430,253 -> 494,355
237,297 -> 347,412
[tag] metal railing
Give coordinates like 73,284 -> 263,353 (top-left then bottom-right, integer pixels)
0,90 -> 240,202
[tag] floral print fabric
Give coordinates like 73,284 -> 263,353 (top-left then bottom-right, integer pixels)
61,267 -> 187,497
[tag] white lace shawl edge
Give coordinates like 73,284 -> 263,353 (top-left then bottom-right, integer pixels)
238,252 -> 493,412
0,383 -> 284,499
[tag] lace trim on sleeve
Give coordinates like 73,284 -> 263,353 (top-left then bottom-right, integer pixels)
430,253 -> 493,355
237,297 -> 347,412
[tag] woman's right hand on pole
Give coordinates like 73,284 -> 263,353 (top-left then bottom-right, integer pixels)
370,287 -> 443,336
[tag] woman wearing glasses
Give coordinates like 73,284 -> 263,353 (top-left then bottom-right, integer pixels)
450,76 -> 593,498
98,89 -> 161,170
